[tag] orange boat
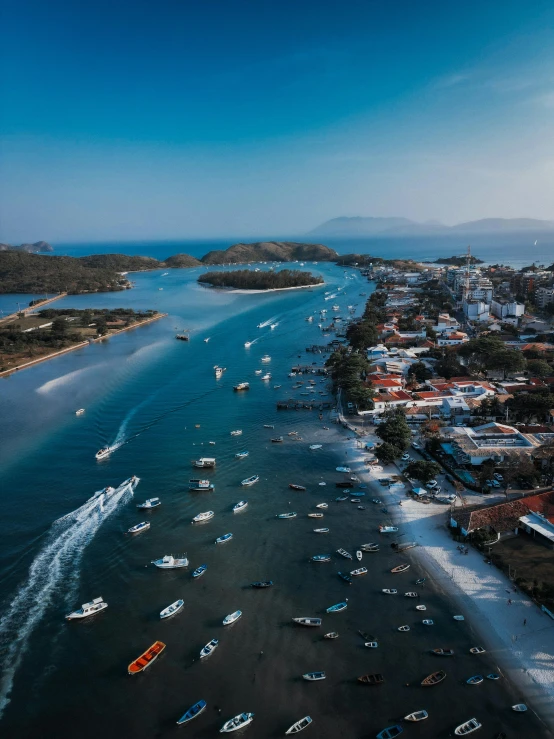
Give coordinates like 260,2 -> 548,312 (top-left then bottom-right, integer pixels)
128,640 -> 166,675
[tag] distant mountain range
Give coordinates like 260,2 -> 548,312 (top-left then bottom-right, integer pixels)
308,217 -> 554,238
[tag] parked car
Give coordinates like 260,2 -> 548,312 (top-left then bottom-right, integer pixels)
491,479 -> 500,488
494,473 -> 503,481
401,453 -> 410,461
427,480 -> 438,489
412,442 -> 420,449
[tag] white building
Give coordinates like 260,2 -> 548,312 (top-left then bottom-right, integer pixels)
436,330 -> 469,346
535,287 -> 554,309
463,300 -> 490,322
490,299 -> 525,321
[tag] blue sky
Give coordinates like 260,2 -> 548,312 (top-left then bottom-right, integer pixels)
1,0 -> 554,242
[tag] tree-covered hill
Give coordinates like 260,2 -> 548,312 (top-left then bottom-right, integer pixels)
198,269 -> 324,290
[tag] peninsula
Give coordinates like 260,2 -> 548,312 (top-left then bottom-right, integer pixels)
198,269 -> 324,291
200,240 -> 337,264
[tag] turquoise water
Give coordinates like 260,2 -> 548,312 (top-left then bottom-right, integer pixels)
0,263 -> 548,738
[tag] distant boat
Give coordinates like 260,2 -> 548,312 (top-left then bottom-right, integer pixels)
214,366 -> 226,378
382,589 -> 397,595
75,408 -> 85,415
261,355 -> 271,362
512,704 -> 527,712
160,599 -> 184,619
188,479 -> 215,491
358,673 -> 384,686
469,646 -> 486,654
422,619 -> 434,625
220,712 -> 254,733
311,554 -> 330,562
128,641 -> 166,675
303,671 -> 325,681
255,369 -> 263,374
350,567 -> 368,576
487,673 -> 501,680
404,592 -> 418,598
336,548 -> 352,559
192,564 -> 207,578
404,710 -> 428,722
316,503 -> 328,509
376,725 -> 403,739
193,457 -> 216,469
261,373 -> 271,381
233,382 -> 249,391
251,581 -> 273,588
289,483 -> 306,491
66,596 -> 107,620
454,718 -> 482,735
204,337 -> 210,343
270,323 -> 278,330
466,675 -> 483,685
336,466 -> 351,473
277,512 -> 297,519
292,617 -> 321,627
309,444 -> 322,450
338,572 -> 352,584
326,602 -> 347,613
263,424 -> 275,428
223,610 -> 242,625
271,436 -> 284,443
127,521 -> 150,534
313,527 -> 329,533
175,333 -> 189,341
360,543 -> 379,552
379,525 -> 398,533
421,670 -> 446,686
453,615 -> 465,621
431,648 -> 454,657
391,564 -> 410,573
398,625 -> 410,632
365,641 -> 378,648
137,497 -> 161,510
244,341 -> 253,348
151,554 -> 188,569
308,513 -> 324,519
285,716 -> 312,734
231,429 -> 243,436
215,533 -> 233,544
233,500 -> 248,512
235,451 -> 249,459
176,700 -> 207,726
200,639 -> 219,659
416,605 -> 427,611
192,511 -> 214,523
95,446 -> 113,460
324,632 -> 339,639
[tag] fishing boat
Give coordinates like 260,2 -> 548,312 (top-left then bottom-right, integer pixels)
292,617 -> 321,627
391,564 -> 410,573
453,615 -> 465,621
176,700 -> 207,726
336,466 -> 351,473
338,572 -> 352,584
241,475 -> 259,486
404,710 -> 428,722
231,429 -> 243,436
220,712 -> 254,733
223,610 -> 242,625
350,567 -> 368,576
192,511 -> 214,523
289,483 -> 306,491
376,725 -> 403,739
137,497 -> 161,510
314,527 -> 329,533
285,716 -> 312,734
422,619 -> 434,625
127,521 -> 150,534
192,564 -> 207,578
415,578 -> 427,585
316,503 -> 328,509
326,602 -> 347,613
421,670 -> 446,686
235,451 -> 249,459
263,424 -> 275,428
261,355 -> 271,362
277,512 -> 297,519
233,500 -> 248,512
95,446 -> 113,460
214,366 -> 226,378
337,548 -> 352,559
200,639 -> 219,658
416,605 -> 427,611
233,382 -> 250,391
151,554 -> 189,569
303,671 -> 326,681
512,704 -> 527,712
467,675 -> 483,685
216,533 -> 233,544
358,673 -> 384,685
398,625 -> 410,632
431,648 -> 454,656
160,599 -> 184,619
66,597 -> 107,620
75,408 -> 85,415
311,554 -> 331,562
128,640 -> 166,674
379,525 -> 398,533
382,589 -> 397,595
454,718 -> 482,735
356,550 -> 362,561
470,646 -> 486,654
175,333 -> 189,340
193,457 -> 216,468
360,543 -> 379,552
404,592 -> 418,598
308,513 -> 324,519
188,479 -> 215,491
271,436 -> 284,443
251,581 -> 273,588
324,632 -> 339,639
487,673 -> 501,680
309,444 -> 322,450
365,641 -> 378,648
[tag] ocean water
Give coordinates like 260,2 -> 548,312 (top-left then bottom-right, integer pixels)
0,262 -> 549,738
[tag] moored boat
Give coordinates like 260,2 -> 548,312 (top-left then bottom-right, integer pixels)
422,619 -> 434,625
189,479 -> 215,491
160,599 -> 184,619
233,500 -> 248,512
404,592 -> 418,598
128,641 -> 166,674
193,457 -> 216,468
192,564 -> 207,578
416,605 -> 427,611
421,670 -> 446,686
271,436 -> 284,443
311,554 -> 331,562
137,497 -> 161,510
360,543 -> 379,552
176,700 -> 207,726
379,525 -> 398,533
358,673 -> 384,685
404,710 -> 428,722
75,408 -> 85,415
365,641 -> 378,648
151,554 -> 189,569
512,704 -> 527,712
382,589 -> 397,595
277,512 -> 297,519
326,601 -> 347,613
200,638 -> 218,658
398,625 -> 410,632
220,712 -> 254,733
453,614 -> 465,621
309,444 -> 322,450
241,475 -> 259,486
356,550 -> 362,561
467,675 -> 483,685
391,564 -> 410,573
233,382 -> 250,391
127,521 -> 150,534
337,548 -> 352,559
251,581 -> 273,588
235,451 -> 249,458
261,355 -> 271,362
454,718 -> 482,735
313,527 -> 329,533
285,716 -> 312,734
315,503 -> 328,509
192,510 -> 214,523
302,671 -> 325,681
292,617 -> 321,627
289,483 -> 306,491
231,429 -> 243,436
324,632 -> 339,639
308,513 -> 324,519
469,646 -> 486,654
376,725 -> 403,739
223,610 -> 242,625
66,597 -> 107,620
350,567 -> 367,576
216,533 -> 233,544
431,648 -> 454,656
338,572 -> 352,584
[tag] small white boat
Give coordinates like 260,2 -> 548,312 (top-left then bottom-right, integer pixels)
241,475 -> 259,486
95,446 -> 113,460
255,369 -> 263,375
244,341 -> 253,348
416,605 -> 427,611
278,512 -> 297,519
285,715 -> 312,734
214,365 -> 226,378
365,641 -> 378,648
454,718 -> 482,735
192,510 -> 214,523
151,554 -> 189,569
404,710 -> 428,722
66,597 -> 107,620
75,408 -> 85,415
231,430 -> 243,436
235,451 -> 249,459
422,619 -> 434,625
350,567 -> 367,576
379,525 -> 398,534
308,513 -> 324,519
398,625 -> 410,632
470,646 -> 486,654
220,712 -> 254,733
404,592 -> 418,598
270,323 -> 278,330
261,355 -> 271,362
204,337 -> 210,343
382,589 -> 397,595
314,527 -> 329,533
453,615 -> 465,621
309,444 -> 322,450
137,497 -> 161,510
360,543 -> 379,552
233,500 -> 248,512
200,638 -> 219,659
512,704 -> 527,712
128,521 -> 150,534
261,373 -> 271,380
216,533 -> 233,544
303,671 -> 325,681
324,632 -> 339,639
316,503 -> 328,509
336,466 -> 351,473
292,617 -> 321,627
356,550 -> 362,561
336,548 -> 352,559
223,610 -> 242,625
160,599 -> 184,619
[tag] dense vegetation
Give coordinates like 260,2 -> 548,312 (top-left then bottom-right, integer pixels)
326,350 -> 374,409
434,255 -> 483,265
198,269 -> 324,290
201,241 -> 338,265
374,410 -> 412,463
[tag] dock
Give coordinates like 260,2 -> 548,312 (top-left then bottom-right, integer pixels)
291,365 -> 328,375
277,398 -> 334,410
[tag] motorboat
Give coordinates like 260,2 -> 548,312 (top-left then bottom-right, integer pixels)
121,475 -> 139,488
189,479 -> 215,491
360,543 -> 379,552
160,599 -> 184,619
233,500 -> 248,512
391,564 -> 410,573
303,671 -> 325,681
192,511 -> 214,523
324,632 -> 339,639
292,617 -> 321,627
193,457 -> 216,468
231,429 -> 243,436
431,648 -> 454,656
216,533 -> 233,544
512,704 -> 527,712
376,725 -> 403,739
309,444 -> 322,450
128,641 -> 166,674
214,366 -> 226,378
454,718 -> 482,735
241,475 -> 259,486
357,505 -> 366,510
308,513 -> 324,519
200,639 -> 219,658
470,646 -> 486,654
336,548 -> 352,559
251,581 -> 273,588
127,521 -> 150,534
95,446 -> 113,460
338,572 -> 352,584
415,578 -> 427,585
255,369 -> 263,375
453,615 -> 465,621
382,589 -> 397,595
379,525 -> 398,533
314,527 -> 329,533
261,355 -> 271,362
326,602 -> 347,613
398,625 -> 410,632
137,497 -> 161,510
263,424 -> 275,428
356,550 -> 362,561
223,610 -> 242,625
75,408 -> 85,415
278,512 -> 297,519
422,619 -> 434,625
244,341 -> 253,348
289,483 -> 306,491
365,641 -> 378,648
192,564 -> 207,578
336,466 -> 351,473
416,605 -> 427,611
467,675 -> 483,685
66,597 -> 107,620
350,567 -> 368,576
176,700 -> 207,726
235,451 -> 249,459
270,323 -> 278,330
421,670 -> 446,686
270,437 -> 283,444
404,710 -> 428,722
404,592 -> 418,598
311,554 -> 331,562
358,673 -> 384,685
487,673 -> 501,680
316,503 -> 328,509
261,373 -> 271,381
233,382 -> 250,391
151,554 -> 189,569
220,712 -> 254,733
285,716 -> 312,734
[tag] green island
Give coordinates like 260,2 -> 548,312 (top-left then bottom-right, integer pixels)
433,255 -> 484,265
198,269 -> 324,291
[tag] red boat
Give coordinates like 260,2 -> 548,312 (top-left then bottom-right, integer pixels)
128,641 -> 166,674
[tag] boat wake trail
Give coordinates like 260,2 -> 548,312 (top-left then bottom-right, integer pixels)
257,315 -> 279,328
0,478 -> 137,719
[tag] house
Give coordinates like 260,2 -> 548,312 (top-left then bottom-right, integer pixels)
449,422 -> 540,466
436,313 -> 460,332
437,331 -> 469,346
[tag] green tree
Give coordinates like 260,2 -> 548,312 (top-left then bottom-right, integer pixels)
404,460 -> 442,484
375,442 -> 401,465
375,410 -> 412,451
346,320 -> 378,351
435,353 -> 465,379
527,359 -> 552,378
80,310 -> 93,327
51,317 -> 67,337
408,361 -> 432,382
486,349 -> 526,379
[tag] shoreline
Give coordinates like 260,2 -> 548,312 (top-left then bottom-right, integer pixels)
198,281 -> 325,294
0,312 -> 167,378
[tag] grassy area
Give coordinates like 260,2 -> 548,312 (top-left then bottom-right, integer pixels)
488,534 -> 554,609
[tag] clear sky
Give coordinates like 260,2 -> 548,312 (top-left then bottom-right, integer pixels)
1,0 -> 554,242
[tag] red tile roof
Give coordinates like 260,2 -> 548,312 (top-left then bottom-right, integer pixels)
452,491 -> 554,533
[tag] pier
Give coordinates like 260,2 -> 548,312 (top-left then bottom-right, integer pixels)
277,398 -> 334,410
290,365 -> 328,375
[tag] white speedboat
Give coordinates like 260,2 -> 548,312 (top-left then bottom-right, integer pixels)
278,512 -> 297,519
151,554 -> 189,569
350,567 -> 368,576
404,711 -> 428,722
230,430 -> 243,436
128,521 -> 150,534
454,718 -> 482,735
214,366 -> 226,378
285,716 -> 312,734
220,712 -> 254,733
316,503 -> 328,509
261,355 -> 271,362
75,408 -> 85,415
233,382 -> 249,391
308,513 -> 324,519
223,610 -> 242,625
261,373 -> 271,380
235,451 -> 249,459
356,550 -> 362,561
233,500 -> 248,512
95,446 -> 113,460
292,617 -> 321,627
66,597 -> 107,620
244,341 -> 253,348
204,337 -> 210,343
160,599 -> 184,619
255,369 -> 262,375
200,638 -> 218,659
137,497 -> 161,510
192,511 -> 214,523
309,444 -> 322,450
270,323 -> 278,330
241,475 -> 259,486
